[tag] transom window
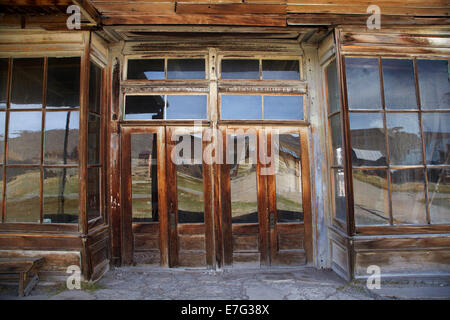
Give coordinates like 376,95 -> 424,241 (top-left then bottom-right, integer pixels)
124,94 -> 208,120
220,58 -> 300,80
220,94 -> 304,120
127,58 -> 206,80
123,54 -> 305,122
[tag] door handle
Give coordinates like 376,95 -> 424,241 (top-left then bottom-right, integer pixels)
169,202 -> 176,229
269,212 -> 275,230
169,210 -> 176,229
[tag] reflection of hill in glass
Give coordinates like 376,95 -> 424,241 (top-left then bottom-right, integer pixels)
6,129 -> 79,164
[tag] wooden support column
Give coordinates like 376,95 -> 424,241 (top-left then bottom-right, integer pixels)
79,31 -> 91,280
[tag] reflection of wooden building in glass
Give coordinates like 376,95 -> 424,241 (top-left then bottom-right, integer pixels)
0,1 -> 448,285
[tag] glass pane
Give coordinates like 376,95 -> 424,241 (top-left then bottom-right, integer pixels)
125,95 -> 164,120
275,133 -> 303,222
262,60 -> 299,80
46,57 -> 80,108
221,95 -> 261,120
330,114 -> 344,166
264,95 -> 304,120
422,113 -> 450,165
221,59 -> 259,80
428,168 -> 450,224
87,167 -> 100,220
349,112 -> 386,166
166,95 -> 207,120
418,59 -> 450,110
167,59 -> 205,80
386,113 -> 423,165
44,111 -> 79,164
0,58 -> 8,109
127,59 -> 164,80
382,59 -> 417,110
11,58 -> 44,109
5,167 -> 40,223
175,134 -> 204,224
333,168 -> 346,223
43,168 -> 78,224
353,169 -> 389,225
8,111 -> 42,165
0,111 -> 5,164
325,60 -> 340,114
88,114 -> 100,165
131,133 -> 158,222
89,62 -> 102,114
229,134 -> 258,224
391,169 -> 426,225
345,57 -> 381,110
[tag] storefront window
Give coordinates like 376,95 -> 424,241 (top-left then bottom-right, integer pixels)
345,57 -> 450,226
0,57 -> 81,224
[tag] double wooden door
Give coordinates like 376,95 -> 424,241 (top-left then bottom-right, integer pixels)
121,125 -> 312,268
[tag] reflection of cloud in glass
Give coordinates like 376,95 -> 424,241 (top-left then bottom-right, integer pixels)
45,111 -> 79,131
8,112 -> 42,138
418,59 -> 450,109
345,57 -> 381,110
382,59 -> 417,109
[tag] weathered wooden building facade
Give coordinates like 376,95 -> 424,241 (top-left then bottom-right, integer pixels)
0,1 -> 449,282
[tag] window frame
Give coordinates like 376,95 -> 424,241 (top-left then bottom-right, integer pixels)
340,54 -> 450,232
0,55 -> 82,227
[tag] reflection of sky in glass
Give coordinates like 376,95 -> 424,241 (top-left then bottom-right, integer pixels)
326,60 -> 340,114
422,113 -> 450,133
45,111 -> 79,131
0,111 -> 5,141
221,95 -> 261,120
221,60 -> 259,80
349,112 -> 383,130
9,112 -> 42,138
166,95 -> 207,119
345,57 -> 381,110
262,60 -> 300,80
382,59 -> 417,109
386,113 -> 420,134
167,59 -> 205,80
264,95 -> 303,120
418,59 -> 450,109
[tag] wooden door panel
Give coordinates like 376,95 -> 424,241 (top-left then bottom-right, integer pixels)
166,127 -> 212,268
121,127 -> 168,267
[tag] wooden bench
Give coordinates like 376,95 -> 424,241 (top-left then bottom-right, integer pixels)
0,257 -> 44,297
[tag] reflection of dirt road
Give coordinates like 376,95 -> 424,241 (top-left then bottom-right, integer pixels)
354,178 -> 449,224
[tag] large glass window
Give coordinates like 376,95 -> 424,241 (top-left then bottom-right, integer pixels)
344,57 -> 450,226
0,57 -> 81,224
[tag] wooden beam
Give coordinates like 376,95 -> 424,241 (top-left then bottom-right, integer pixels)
288,13 -> 450,26
0,0 -> 71,5
72,0 -> 100,25
102,14 -> 287,27
175,3 -> 287,15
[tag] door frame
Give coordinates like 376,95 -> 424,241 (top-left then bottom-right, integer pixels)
165,126 -> 214,268
120,126 -> 169,266
217,125 -> 313,267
